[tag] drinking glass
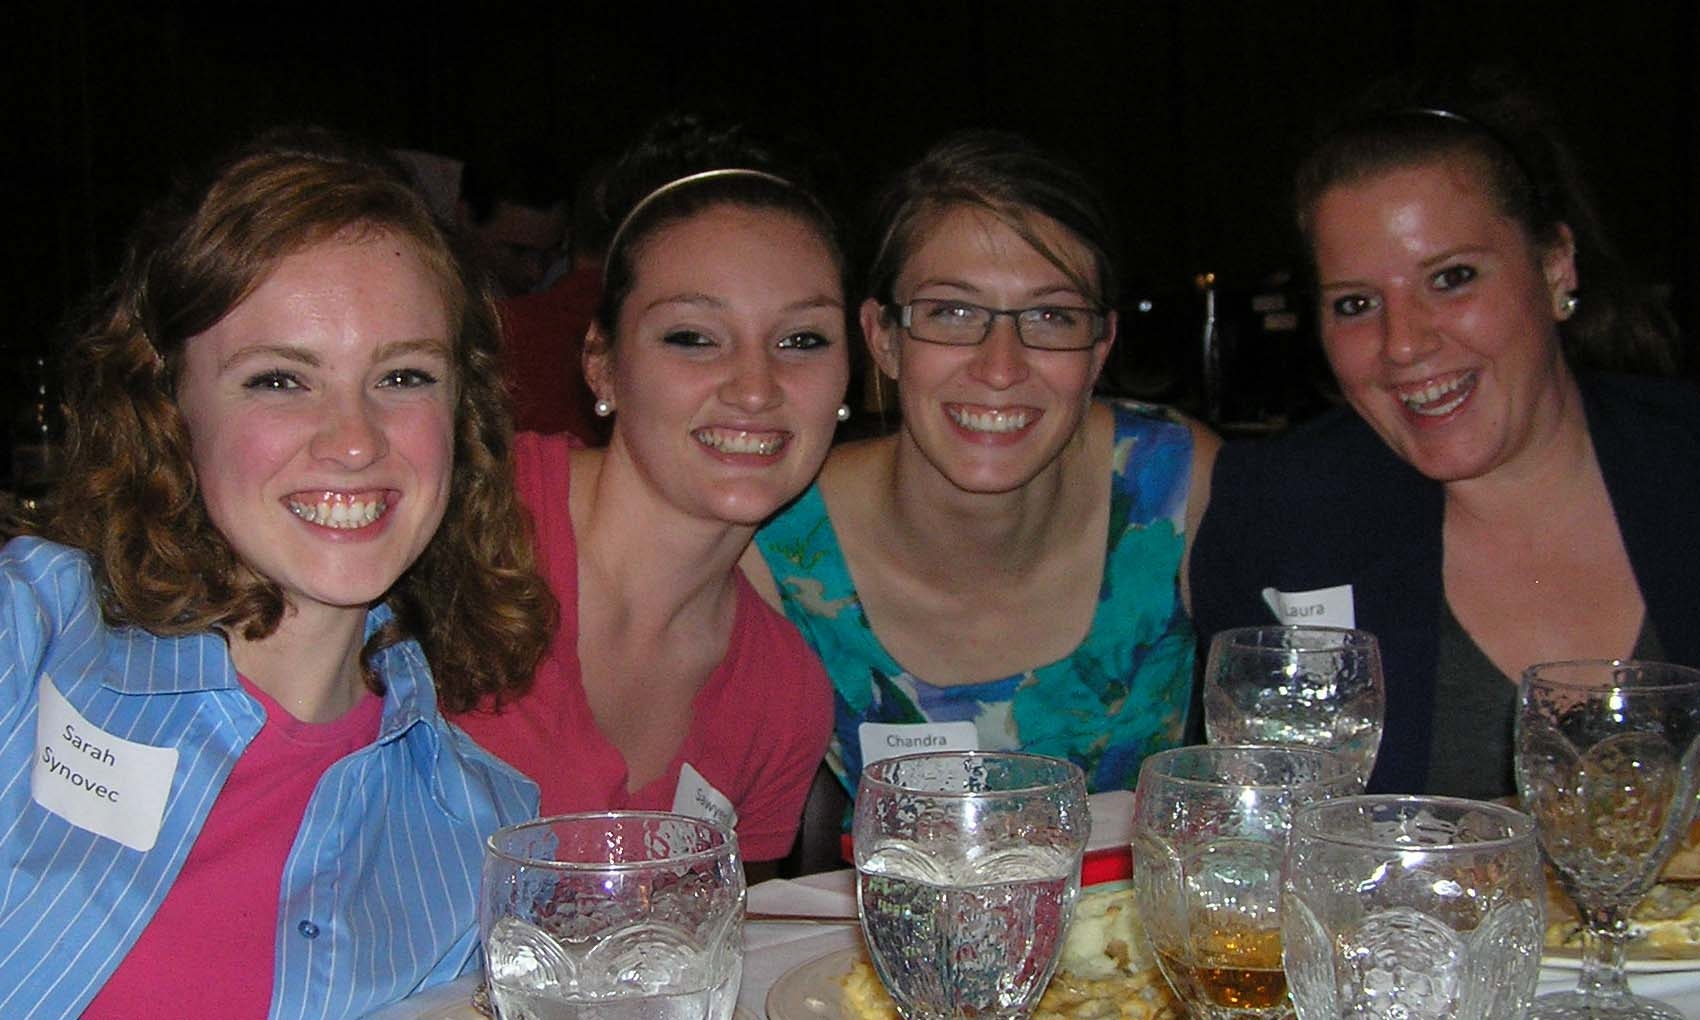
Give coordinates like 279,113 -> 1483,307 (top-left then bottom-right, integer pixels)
1204,626 -> 1386,784
853,751 -> 1091,1020
1516,659 -> 1700,1020
480,811 -> 745,1020
1131,744 -> 1360,1020
1282,795 -> 1545,1020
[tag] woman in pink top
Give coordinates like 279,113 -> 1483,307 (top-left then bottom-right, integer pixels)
454,117 -> 850,871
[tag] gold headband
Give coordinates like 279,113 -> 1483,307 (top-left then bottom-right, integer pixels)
604,167 -> 802,268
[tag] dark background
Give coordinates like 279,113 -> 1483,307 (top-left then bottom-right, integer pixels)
6,0 -> 1698,433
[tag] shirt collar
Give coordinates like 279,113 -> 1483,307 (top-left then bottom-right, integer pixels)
104,602 -> 437,741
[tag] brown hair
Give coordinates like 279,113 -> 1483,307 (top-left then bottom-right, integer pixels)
593,114 -> 846,340
1293,67 -> 1678,376
42,125 -> 554,712
863,129 -> 1122,314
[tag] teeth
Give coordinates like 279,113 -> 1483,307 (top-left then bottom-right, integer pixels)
1398,373 -> 1474,417
695,429 -> 785,456
948,406 -> 1032,433
288,495 -> 386,529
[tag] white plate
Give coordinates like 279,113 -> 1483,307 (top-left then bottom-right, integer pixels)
1542,948 -> 1700,974
765,946 -> 859,1020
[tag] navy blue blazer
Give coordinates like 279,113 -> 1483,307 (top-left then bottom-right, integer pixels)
1189,373 -> 1700,792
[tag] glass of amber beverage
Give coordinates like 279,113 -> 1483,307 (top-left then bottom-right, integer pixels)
1282,796 -> 1544,1020
1131,745 -> 1358,1020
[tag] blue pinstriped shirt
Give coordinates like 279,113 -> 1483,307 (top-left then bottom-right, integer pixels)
0,537 -> 540,1019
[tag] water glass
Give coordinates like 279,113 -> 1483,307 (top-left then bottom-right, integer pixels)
1204,626 -> 1386,784
480,811 -> 745,1020
1132,744 -> 1360,1020
1282,795 -> 1545,1020
853,751 -> 1091,1020
1516,659 -> 1700,1020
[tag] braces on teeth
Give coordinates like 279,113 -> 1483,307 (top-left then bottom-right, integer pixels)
289,498 -> 386,529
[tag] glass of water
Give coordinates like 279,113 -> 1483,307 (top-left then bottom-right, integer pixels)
1516,659 -> 1700,1020
1282,795 -> 1545,1020
1204,625 -> 1385,785
480,811 -> 745,1020
853,751 -> 1091,1020
1132,744 -> 1360,1020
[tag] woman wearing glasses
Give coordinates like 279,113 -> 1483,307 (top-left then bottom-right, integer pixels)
748,130 -> 1217,805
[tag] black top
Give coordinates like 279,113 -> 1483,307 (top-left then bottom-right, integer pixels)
1190,373 -> 1700,793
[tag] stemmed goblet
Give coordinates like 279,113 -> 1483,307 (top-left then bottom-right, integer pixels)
1516,659 -> 1700,1020
853,751 -> 1091,1020
1131,744 -> 1360,1020
1204,626 -> 1386,785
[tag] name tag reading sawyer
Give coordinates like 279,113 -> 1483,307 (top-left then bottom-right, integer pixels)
1261,584 -> 1356,629
32,676 -> 178,852
671,762 -> 737,831
858,720 -> 978,768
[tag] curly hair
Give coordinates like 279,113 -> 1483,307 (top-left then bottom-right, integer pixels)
1293,66 -> 1679,377
41,125 -> 555,712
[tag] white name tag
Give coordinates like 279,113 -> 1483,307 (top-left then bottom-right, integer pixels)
1261,584 -> 1356,629
671,762 -> 737,831
32,676 -> 179,852
858,721 -> 979,769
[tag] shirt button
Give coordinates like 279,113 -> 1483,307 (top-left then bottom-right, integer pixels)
298,920 -> 321,939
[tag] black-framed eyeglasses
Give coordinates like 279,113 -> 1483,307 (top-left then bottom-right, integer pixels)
894,298 -> 1108,352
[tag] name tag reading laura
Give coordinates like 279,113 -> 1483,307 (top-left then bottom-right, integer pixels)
32,677 -> 178,852
858,721 -> 979,769
1261,584 -> 1356,629
672,762 -> 737,831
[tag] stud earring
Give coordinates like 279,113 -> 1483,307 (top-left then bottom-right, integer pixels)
836,404 -> 851,423
594,398 -> 613,417
1559,292 -> 1579,319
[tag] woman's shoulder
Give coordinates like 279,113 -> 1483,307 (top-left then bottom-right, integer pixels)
0,536 -> 95,605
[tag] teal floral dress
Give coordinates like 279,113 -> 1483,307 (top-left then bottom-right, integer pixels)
754,400 -> 1197,799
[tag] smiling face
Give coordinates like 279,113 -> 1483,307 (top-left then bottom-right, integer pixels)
1311,155 -> 1578,484
588,203 -> 849,527
175,228 -> 457,622
868,204 -> 1113,495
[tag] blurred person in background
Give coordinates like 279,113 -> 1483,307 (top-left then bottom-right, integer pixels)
457,142 -> 567,297
499,156 -> 617,441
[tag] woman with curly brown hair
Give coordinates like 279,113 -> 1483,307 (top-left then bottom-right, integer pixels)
0,126 -> 554,1020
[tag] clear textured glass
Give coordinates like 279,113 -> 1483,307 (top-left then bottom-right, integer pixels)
1132,744 -> 1361,1020
853,751 -> 1091,1020
1282,795 -> 1545,1020
898,298 -> 1106,350
479,812 -> 745,1020
1204,626 -> 1386,785
1516,659 -> 1700,1020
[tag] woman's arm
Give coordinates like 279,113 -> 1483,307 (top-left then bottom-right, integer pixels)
1180,416 -> 1222,615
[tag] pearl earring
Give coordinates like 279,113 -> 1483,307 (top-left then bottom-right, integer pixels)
1559,293 -> 1579,319
594,398 -> 613,417
836,404 -> 851,423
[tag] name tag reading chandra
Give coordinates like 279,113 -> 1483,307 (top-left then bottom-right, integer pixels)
858,721 -> 979,769
32,676 -> 178,852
